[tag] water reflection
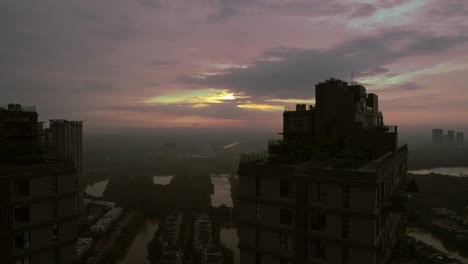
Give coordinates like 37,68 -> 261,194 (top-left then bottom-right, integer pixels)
409,229 -> 468,263
223,142 -> 240,149
211,174 -> 233,207
153,175 -> 174,185
221,226 -> 239,264
409,167 -> 468,177
85,179 -> 109,197
117,218 -> 159,264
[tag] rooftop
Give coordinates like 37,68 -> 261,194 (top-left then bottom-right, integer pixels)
240,144 -> 408,173
0,104 -> 36,113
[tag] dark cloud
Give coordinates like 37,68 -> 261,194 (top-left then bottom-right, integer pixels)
372,82 -> 423,94
427,0 -> 468,20
205,0 -> 380,23
181,30 -> 468,98
349,3 -> 377,18
360,67 -> 389,77
378,0 -> 411,9
141,0 -> 163,9
150,59 -> 178,66
72,81 -> 119,94
97,16 -> 136,41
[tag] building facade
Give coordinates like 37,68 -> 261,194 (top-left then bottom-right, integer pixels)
238,79 -> 408,264
0,162 -> 79,264
432,129 -> 443,145
456,132 -> 464,147
0,104 -> 39,151
48,120 -> 83,212
0,104 -> 79,264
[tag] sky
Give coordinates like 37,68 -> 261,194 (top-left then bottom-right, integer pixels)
1,0 -> 468,131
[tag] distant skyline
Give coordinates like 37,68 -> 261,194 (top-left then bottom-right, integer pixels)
2,0 -> 468,130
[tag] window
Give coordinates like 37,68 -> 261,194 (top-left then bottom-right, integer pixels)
280,232 -> 288,251
256,253 -> 261,264
316,241 -> 326,259
255,177 -> 261,196
380,183 -> 385,207
280,206 -> 293,225
376,187 -> 381,209
256,228 -> 261,248
14,179 -> 30,197
256,203 -> 261,221
280,179 -> 290,198
15,232 -> 31,249
318,183 -> 327,203
15,257 -> 31,264
310,210 -> 326,231
52,201 -> 58,218
375,216 -> 380,238
341,247 -> 349,264
342,216 -> 350,239
343,185 -> 350,208
54,248 -> 60,264
15,206 -> 30,223
52,176 -> 58,193
53,224 -> 59,241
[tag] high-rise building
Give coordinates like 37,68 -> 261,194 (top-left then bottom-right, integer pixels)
0,162 -> 79,264
456,132 -> 464,147
0,104 -> 78,264
48,120 -> 84,212
238,79 -> 408,264
447,130 -> 455,145
432,129 -> 443,145
0,104 -> 39,150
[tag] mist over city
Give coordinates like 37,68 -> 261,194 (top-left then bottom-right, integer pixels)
1,1 -> 468,264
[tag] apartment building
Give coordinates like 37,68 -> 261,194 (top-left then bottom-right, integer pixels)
0,104 -> 79,264
48,119 -> 83,212
238,79 -> 409,264
0,161 -> 79,264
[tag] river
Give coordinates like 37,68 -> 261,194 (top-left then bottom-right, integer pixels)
86,173 -> 240,263
211,174 -> 233,207
85,179 -> 109,197
409,167 -> 468,177
211,174 -> 239,264
117,218 -> 159,264
408,229 -> 468,263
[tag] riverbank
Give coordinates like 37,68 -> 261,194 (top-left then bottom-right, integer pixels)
406,173 -> 468,260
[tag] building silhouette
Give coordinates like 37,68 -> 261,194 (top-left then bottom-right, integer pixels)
0,104 -> 79,264
447,130 -> 455,145
238,79 -> 408,264
456,132 -> 464,147
432,129 -> 443,145
48,120 -> 84,212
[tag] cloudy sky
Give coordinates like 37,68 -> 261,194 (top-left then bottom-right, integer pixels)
2,0 -> 468,131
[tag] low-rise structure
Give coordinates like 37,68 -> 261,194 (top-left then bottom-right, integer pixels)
90,207 -> 123,234
76,237 -> 93,258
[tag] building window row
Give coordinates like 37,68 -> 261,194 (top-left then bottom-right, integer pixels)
14,206 -> 30,223
306,239 -> 326,259
280,206 -> 293,225
280,232 -> 288,251
14,178 -> 30,197
15,232 -> 31,249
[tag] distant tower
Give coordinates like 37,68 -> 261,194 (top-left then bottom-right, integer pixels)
432,129 -> 443,145
447,130 -> 455,145
49,120 -> 84,212
456,132 -> 464,147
